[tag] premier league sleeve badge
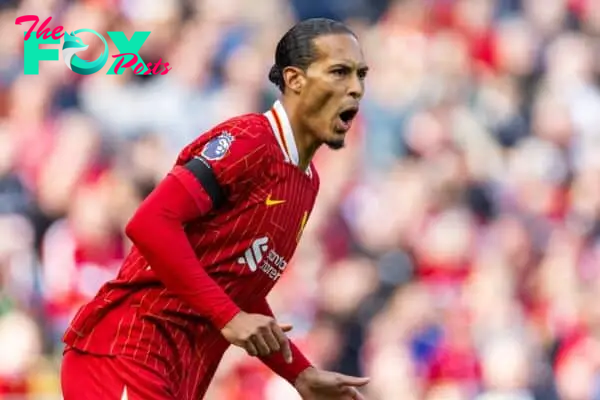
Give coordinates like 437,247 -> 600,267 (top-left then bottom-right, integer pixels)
201,131 -> 235,161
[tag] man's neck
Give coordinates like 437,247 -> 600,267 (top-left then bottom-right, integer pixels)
280,97 -> 320,171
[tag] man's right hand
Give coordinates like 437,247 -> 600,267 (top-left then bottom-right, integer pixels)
220,311 -> 293,363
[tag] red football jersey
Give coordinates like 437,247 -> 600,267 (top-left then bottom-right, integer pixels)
63,101 -> 320,398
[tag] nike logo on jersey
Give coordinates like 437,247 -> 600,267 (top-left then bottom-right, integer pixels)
265,193 -> 286,207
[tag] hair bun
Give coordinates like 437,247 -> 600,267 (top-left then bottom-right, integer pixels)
268,64 -> 282,85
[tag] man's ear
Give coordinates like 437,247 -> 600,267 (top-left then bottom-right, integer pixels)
282,66 -> 305,94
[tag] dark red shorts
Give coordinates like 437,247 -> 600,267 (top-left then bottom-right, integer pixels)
61,348 -> 174,399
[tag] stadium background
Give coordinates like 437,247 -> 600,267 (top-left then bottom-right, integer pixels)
1,0 -> 600,398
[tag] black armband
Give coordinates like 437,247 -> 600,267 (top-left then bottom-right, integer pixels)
183,156 -> 226,208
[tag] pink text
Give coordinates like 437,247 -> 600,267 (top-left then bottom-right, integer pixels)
15,15 -> 64,41
112,53 -> 172,75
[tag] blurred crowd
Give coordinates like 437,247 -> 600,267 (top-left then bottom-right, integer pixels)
1,0 -> 600,398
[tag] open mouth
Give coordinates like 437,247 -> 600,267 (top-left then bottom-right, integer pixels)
337,107 -> 359,132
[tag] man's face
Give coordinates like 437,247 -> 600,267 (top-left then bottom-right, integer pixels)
297,34 -> 368,149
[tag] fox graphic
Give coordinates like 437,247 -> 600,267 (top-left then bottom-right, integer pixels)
62,29 -> 108,75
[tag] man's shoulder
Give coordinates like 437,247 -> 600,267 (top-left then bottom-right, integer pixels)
213,113 -> 273,142
211,113 -> 281,162
177,113 -> 278,165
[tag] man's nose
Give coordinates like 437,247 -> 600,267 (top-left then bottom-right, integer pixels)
348,74 -> 364,100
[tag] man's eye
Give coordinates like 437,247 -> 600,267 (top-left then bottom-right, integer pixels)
332,69 -> 347,76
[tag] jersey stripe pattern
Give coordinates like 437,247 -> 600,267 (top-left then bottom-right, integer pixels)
63,110 -> 320,399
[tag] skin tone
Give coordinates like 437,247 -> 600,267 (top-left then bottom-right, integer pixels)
279,33 -> 369,170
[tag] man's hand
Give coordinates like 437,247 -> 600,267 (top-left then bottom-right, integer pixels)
294,367 -> 370,399
221,311 -> 293,362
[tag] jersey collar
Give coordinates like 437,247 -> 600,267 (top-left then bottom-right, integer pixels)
264,100 -> 312,177
264,100 -> 300,166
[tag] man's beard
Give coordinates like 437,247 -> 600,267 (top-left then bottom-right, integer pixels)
324,138 -> 345,150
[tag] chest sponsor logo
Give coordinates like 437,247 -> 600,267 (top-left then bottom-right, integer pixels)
238,236 -> 288,281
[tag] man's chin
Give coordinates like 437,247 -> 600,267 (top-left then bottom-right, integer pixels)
323,132 -> 346,150
324,138 -> 345,150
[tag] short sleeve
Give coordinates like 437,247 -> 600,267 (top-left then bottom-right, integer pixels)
170,116 -> 272,210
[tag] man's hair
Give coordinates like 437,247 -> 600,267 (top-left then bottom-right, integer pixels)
268,18 -> 356,93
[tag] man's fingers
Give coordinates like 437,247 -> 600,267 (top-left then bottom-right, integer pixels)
263,329 -> 280,353
278,323 -> 293,332
337,375 -> 370,387
274,327 -> 292,364
251,334 -> 270,357
281,338 -> 293,364
350,387 -> 366,400
272,325 -> 293,363
341,386 -> 365,400
245,341 -> 258,357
